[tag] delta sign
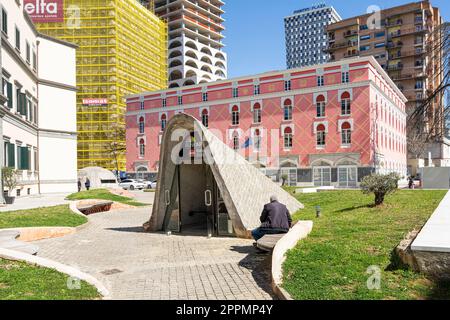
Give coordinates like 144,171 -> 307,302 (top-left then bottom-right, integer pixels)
24,0 -> 64,23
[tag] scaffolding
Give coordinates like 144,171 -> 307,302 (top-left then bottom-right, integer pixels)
35,0 -> 167,171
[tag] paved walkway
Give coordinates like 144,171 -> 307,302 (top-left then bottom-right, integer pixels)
0,193 -> 71,212
33,207 -> 274,300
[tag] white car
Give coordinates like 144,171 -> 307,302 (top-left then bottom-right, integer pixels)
148,180 -> 157,189
119,179 -> 146,191
139,180 -> 157,189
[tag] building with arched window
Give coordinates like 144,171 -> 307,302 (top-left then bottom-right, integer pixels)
126,56 -> 408,187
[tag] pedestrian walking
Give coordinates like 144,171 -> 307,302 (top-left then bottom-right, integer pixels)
85,177 -> 91,191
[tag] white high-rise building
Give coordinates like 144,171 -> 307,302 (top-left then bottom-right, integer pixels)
285,4 -> 341,68
154,0 -> 228,88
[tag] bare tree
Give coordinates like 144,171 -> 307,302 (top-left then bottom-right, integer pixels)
107,124 -> 126,179
408,131 -> 428,160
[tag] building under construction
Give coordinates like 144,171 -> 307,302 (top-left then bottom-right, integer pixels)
33,0 -> 167,171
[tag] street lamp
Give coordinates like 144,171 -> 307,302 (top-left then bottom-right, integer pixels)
315,205 -> 321,218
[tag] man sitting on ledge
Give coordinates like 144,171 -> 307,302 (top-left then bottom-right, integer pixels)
252,195 -> 292,242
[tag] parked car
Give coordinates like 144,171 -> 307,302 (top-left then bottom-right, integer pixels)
140,180 -> 157,189
148,180 -> 157,189
118,179 -> 146,190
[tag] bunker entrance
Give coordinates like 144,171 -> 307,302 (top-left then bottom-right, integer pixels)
163,163 -> 235,237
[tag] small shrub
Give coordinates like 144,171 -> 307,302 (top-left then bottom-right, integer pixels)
2,167 -> 19,196
360,173 -> 401,206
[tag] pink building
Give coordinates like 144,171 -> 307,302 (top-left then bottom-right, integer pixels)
126,56 -> 408,187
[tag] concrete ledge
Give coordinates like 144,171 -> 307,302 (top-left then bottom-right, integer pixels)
0,230 -> 39,255
69,201 -> 87,217
0,247 -> 110,298
271,220 -> 314,300
296,186 -> 335,194
411,190 -> 450,278
412,190 -> 450,252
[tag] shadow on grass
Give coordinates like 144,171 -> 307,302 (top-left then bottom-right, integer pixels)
385,248 -> 411,272
427,279 -> 450,300
334,204 -> 376,214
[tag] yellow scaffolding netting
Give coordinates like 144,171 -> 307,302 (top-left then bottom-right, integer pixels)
35,0 -> 167,171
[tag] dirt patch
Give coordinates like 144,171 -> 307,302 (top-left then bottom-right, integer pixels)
0,282 -> 10,289
366,246 -> 382,255
16,227 -> 76,242
0,262 -> 20,271
108,189 -> 134,198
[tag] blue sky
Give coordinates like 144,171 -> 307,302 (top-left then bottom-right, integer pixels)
223,0 -> 449,78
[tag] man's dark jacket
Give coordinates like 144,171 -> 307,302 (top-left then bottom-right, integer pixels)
260,201 -> 292,231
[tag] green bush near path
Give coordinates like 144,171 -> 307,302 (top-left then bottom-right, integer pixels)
66,189 -> 147,207
283,190 -> 450,300
0,258 -> 100,300
0,205 -> 87,229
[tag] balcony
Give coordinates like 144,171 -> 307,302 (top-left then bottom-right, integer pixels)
386,19 -> 403,27
414,17 -> 424,25
328,40 -> 358,50
386,63 -> 404,71
387,41 -> 403,49
343,30 -> 358,38
344,51 -> 359,58
388,48 -> 425,59
388,30 -> 402,39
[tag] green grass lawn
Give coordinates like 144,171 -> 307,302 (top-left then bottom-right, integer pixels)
66,189 -> 147,207
0,258 -> 100,300
0,205 -> 87,229
283,190 -> 450,300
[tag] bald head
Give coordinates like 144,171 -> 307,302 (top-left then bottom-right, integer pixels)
270,195 -> 278,203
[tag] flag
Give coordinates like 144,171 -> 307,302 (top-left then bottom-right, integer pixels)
242,138 -> 252,149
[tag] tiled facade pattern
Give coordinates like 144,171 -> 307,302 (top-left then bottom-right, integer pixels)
126,57 -> 408,187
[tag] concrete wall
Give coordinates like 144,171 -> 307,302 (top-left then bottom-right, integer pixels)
420,167 -> 450,189
36,33 -> 77,194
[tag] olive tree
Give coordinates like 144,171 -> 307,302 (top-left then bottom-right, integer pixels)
2,167 -> 19,197
360,173 -> 401,206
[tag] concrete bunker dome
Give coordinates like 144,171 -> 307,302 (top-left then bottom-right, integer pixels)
145,114 -> 304,239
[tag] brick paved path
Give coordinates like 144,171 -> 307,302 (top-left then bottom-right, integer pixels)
34,207 -> 274,300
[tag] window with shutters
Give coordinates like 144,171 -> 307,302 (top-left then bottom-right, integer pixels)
33,104 -> 37,124
34,148 -> 38,172
2,79 -> 13,108
26,42 -> 30,64
15,27 -> 20,51
4,142 -> 15,168
16,145 -> 31,170
32,51 -> 37,71
1,8 -> 7,35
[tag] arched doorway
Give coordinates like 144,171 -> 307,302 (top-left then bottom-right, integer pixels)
280,160 -> 298,187
312,160 -> 332,187
136,166 -> 148,180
